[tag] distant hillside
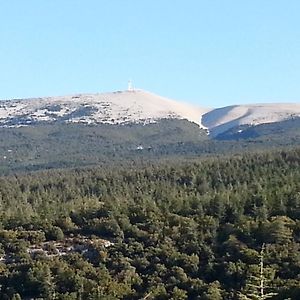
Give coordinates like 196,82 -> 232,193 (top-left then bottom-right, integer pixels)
0,119 -> 210,174
0,90 -> 207,127
2,91 -> 300,135
215,117 -> 300,140
1,119 -> 300,175
1,90 -> 300,174
202,103 -> 300,136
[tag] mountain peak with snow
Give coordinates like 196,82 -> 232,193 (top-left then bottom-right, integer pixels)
1,90 -> 300,136
0,89 -> 207,127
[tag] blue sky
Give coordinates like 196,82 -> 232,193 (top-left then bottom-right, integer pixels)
0,0 -> 300,107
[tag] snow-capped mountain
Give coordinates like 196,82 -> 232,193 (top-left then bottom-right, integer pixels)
202,103 -> 300,136
0,90 -> 207,127
1,89 -> 300,137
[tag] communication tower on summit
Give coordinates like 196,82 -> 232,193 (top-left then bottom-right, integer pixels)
128,80 -> 134,91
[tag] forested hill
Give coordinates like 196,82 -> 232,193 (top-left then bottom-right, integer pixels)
1,119 -> 300,175
1,90 -> 300,176
0,149 -> 300,299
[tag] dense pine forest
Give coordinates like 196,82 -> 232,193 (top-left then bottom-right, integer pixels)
0,149 -> 300,299
1,119 -> 300,175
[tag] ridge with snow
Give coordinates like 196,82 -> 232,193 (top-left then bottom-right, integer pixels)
1,89 -> 300,137
201,103 -> 300,136
0,90 -> 207,127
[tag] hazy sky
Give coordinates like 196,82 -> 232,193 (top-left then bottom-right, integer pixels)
1,0 -> 300,107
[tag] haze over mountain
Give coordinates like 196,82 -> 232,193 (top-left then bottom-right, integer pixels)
1,89 -> 300,137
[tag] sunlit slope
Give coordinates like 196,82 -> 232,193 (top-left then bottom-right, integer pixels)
202,103 -> 300,136
0,90 -> 207,127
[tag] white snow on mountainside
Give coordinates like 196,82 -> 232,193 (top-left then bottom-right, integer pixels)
1,89 -> 300,136
202,103 -> 300,136
0,90 -> 207,127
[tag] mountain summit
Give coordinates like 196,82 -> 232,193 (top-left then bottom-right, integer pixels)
1,90 -> 300,137
0,90 -> 207,127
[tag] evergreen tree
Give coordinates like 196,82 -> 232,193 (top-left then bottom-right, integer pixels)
239,244 -> 277,300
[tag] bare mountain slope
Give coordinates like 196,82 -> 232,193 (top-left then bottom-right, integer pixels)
0,90 -> 208,127
1,90 -> 300,137
202,103 -> 300,136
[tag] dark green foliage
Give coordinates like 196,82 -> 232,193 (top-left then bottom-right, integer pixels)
46,226 -> 64,241
216,117 -> 300,141
0,120 -> 209,175
1,119 -> 300,175
0,149 -> 299,298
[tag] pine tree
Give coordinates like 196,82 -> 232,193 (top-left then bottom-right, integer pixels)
239,244 -> 277,300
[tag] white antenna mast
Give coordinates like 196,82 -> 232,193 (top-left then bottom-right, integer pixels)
128,79 -> 134,91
